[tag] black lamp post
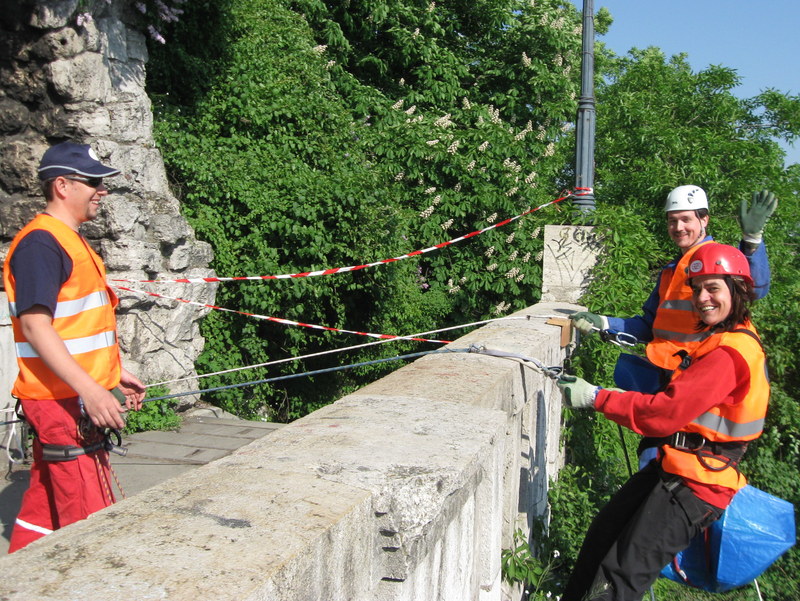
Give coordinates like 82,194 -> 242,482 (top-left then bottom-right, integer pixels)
574,0 -> 596,213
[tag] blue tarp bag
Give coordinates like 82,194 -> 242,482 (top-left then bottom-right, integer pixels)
660,485 -> 796,591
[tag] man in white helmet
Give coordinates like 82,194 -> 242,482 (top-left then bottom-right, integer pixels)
569,185 -> 775,464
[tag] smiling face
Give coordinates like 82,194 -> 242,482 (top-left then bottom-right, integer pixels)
47,175 -> 108,230
667,210 -> 709,253
65,177 -> 107,223
691,275 -> 732,327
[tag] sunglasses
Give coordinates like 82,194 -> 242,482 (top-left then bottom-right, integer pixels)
64,175 -> 104,188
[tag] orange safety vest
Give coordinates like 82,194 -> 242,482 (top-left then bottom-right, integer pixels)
3,213 -> 121,400
660,322 -> 769,492
646,240 -> 714,370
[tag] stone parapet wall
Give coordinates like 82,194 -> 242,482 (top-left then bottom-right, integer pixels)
0,301 -> 573,601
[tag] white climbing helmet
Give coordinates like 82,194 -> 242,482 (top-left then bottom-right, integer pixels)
664,185 -> 708,212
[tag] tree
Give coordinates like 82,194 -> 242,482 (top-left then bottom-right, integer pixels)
147,0 -> 584,419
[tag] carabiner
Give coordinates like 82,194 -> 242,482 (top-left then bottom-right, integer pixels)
598,328 -> 641,348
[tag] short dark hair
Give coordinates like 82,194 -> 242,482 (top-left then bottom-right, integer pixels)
693,275 -> 756,332
664,208 -> 708,222
42,178 -> 57,201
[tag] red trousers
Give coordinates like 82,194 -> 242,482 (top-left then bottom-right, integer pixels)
8,398 -> 115,553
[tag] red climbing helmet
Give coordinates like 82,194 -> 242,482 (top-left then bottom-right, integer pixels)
687,243 -> 753,286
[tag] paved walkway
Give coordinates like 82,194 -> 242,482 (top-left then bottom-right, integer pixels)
1,410 -> 284,554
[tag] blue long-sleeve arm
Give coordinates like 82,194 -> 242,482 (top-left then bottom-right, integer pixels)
740,240 -> 770,299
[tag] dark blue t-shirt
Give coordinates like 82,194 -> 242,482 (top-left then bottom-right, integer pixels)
9,229 -> 72,316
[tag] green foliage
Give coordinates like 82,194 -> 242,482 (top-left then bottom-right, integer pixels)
501,528 -> 561,599
147,0 -> 583,419
123,386 -> 180,434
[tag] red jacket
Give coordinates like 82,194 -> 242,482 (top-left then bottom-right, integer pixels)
596,324 -> 768,508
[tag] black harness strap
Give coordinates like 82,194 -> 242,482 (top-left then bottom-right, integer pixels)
41,429 -> 127,462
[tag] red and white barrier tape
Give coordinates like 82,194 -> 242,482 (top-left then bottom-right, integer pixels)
111,189 -> 586,285
114,285 -> 452,344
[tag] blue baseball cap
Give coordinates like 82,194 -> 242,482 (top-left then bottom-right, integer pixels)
38,141 -> 120,180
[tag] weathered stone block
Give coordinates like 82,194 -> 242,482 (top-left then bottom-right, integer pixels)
32,27 -> 85,60
100,238 -> 162,271
0,98 -> 31,134
0,65 -> 48,103
0,194 -> 45,241
0,139 -> 48,192
47,52 -> 112,102
97,16 -> 127,60
29,0 -> 80,30
61,104 -> 112,137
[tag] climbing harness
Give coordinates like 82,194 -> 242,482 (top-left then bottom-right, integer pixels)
651,432 -> 747,474
40,428 -> 127,461
18,400 -> 128,463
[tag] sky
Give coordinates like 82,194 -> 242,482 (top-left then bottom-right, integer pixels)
568,0 -> 800,165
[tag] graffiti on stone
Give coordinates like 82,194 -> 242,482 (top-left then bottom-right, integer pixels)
541,225 -> 601,303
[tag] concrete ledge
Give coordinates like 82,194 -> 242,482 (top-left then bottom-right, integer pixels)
0,302 -> 573,601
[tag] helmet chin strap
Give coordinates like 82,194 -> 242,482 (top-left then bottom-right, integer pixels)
690,226 -> 706,249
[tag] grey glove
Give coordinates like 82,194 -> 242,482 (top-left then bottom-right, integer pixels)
739,190 -> 777,244
557,375 -> 599,409
569,311 -> 607,335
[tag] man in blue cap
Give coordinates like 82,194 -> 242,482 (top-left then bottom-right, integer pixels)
3,141 -> 145,552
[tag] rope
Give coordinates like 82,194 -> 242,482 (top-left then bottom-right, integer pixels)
93,451 -> 116,505
466,346 -> 563,379
140,346 -> 474,404
139,341 -> 564,404
146,314 -> 554,388
108,462 -> 126,501
110,190 -> 584,285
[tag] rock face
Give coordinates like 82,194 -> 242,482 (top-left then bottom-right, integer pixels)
0,1 -> 215,404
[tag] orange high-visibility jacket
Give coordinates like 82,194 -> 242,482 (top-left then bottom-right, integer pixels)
646,240 -> 714,370
3,214 -> 121,400
660,322 -> 769,492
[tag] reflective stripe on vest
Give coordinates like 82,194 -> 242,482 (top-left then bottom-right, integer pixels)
651,328 -> 710,344
9,290 -> 111,319
690,411 -> 764,439
659,299 -> 694,311
15,329 -> 117,358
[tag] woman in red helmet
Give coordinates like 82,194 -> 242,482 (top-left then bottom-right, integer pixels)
556,242 -> 770,601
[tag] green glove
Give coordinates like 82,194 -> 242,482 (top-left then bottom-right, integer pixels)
739,190 -> 777,244
557,375 -> 599,409
569,311 -> 607,335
